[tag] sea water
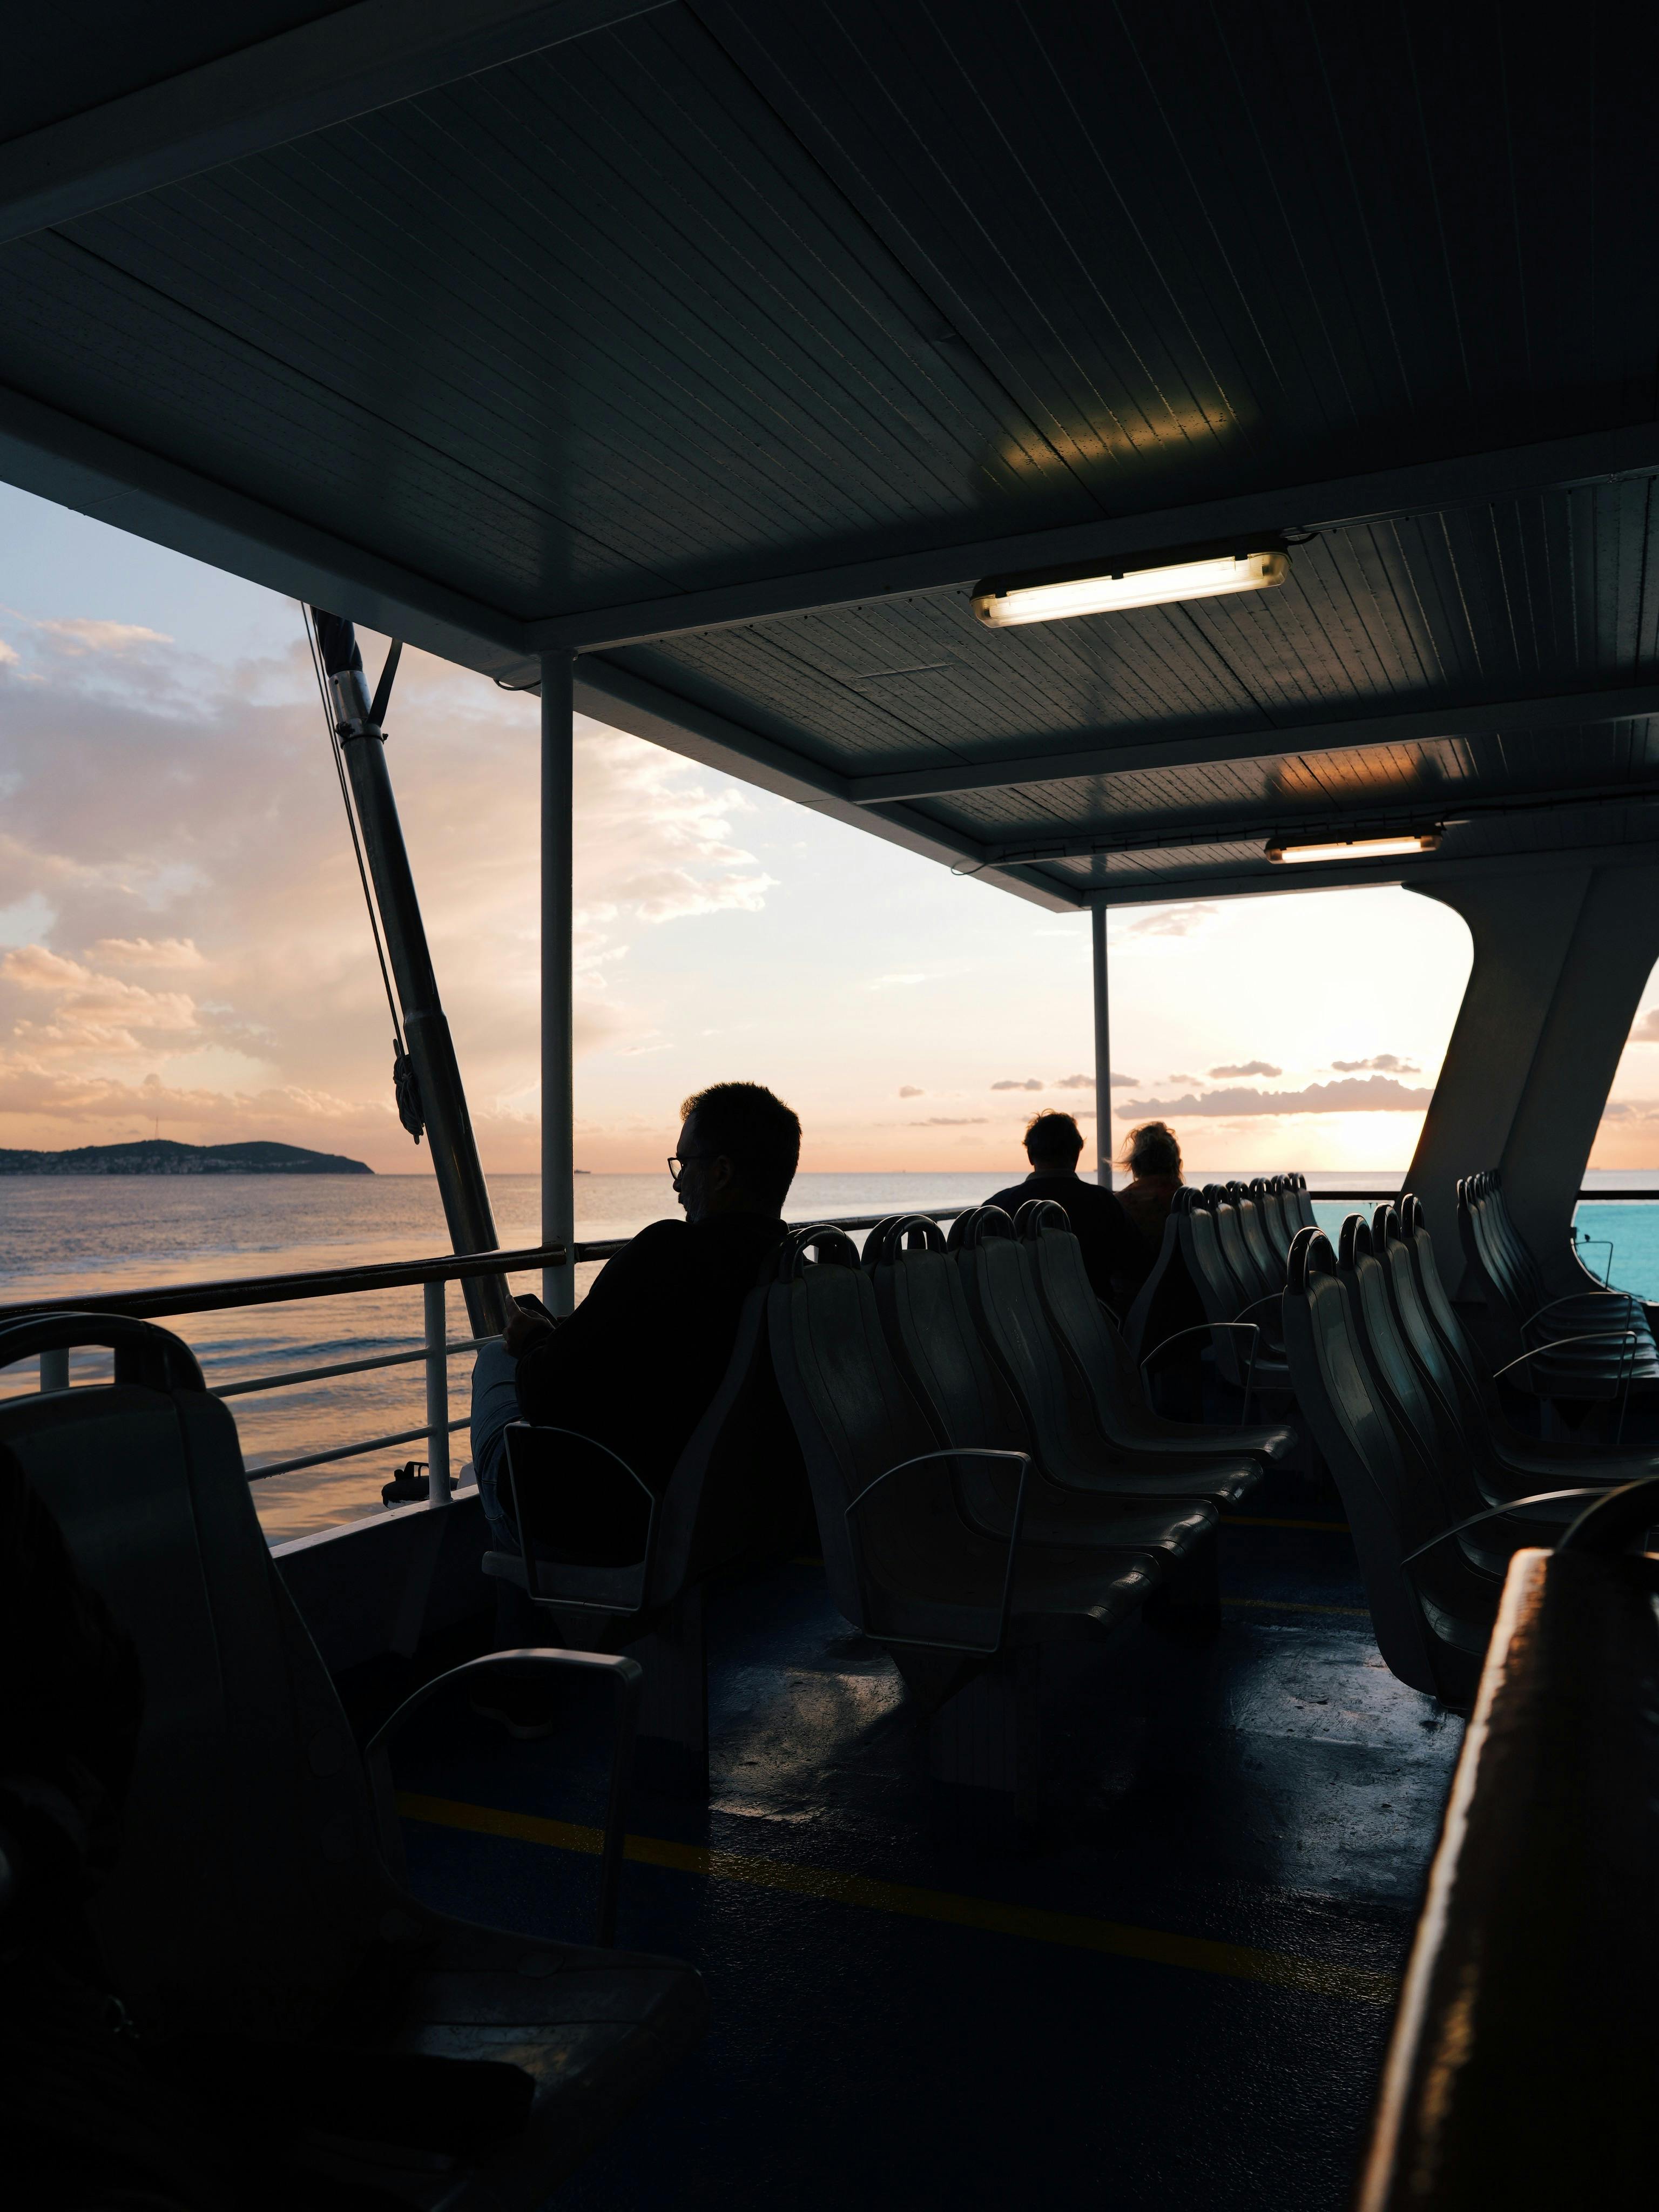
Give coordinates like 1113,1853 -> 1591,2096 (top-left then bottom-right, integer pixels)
5,1169 -> 1656,1541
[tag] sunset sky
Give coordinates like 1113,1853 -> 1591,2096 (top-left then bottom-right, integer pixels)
4,480 -> 1659,1178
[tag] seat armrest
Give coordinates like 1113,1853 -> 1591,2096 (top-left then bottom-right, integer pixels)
1140,1321 -> 1263,1415
1401,1489 -> 1613,1568
845,1448 -> 1031,1658
366,1648 -> 642,1946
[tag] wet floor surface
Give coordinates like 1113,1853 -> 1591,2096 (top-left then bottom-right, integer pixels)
387,1465 -> 1462,2210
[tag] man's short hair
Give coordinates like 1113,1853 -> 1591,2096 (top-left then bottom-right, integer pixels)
682,1081 -> 801,1212
1024,1109 -> 1083,1164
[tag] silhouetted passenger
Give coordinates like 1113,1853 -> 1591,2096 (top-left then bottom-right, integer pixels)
470,1081 -> 800,1555
982,1110 -> 1150,1310
1116,1120 -> 1185,1255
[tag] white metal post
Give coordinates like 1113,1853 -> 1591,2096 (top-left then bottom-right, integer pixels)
1091,904 -> 1112,1188
541,653 -> 576,1315
423,1277 -> 450,1507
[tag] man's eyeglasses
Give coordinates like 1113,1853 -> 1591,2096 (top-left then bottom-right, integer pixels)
667,1151 -> 715,1184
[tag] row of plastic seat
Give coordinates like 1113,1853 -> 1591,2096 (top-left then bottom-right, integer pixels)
766,1203 -> 1296,1697
1456,1168 -> 1659,1401
1125,1174 -> 1318,1405
1282,1196 -> 1658,1703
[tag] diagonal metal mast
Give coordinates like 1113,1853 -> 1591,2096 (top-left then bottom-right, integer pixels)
309,609 -> 511,1337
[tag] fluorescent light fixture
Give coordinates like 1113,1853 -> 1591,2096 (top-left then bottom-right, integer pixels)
972,541 -> 1290,628
1265,831 -> 1442,866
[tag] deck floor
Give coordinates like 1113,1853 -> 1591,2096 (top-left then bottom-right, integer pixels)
389,1471 -> 1461,2210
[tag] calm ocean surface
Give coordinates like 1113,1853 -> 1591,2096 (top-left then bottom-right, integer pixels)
6,1168 -> 1657,1543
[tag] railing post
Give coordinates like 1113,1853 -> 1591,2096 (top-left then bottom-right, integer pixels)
1091,902 -> 1113,1189
542,651 -> 576,1316
40,1348 -> 68,1392
424,1278 -> 450,1508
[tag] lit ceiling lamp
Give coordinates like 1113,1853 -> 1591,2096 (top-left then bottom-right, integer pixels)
972,538 -> 1290,628
1265,830 -> 1442,865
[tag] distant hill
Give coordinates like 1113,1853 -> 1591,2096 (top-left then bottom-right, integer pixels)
0,1139 -> 373,1177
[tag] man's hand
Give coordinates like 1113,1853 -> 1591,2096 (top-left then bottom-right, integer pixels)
502,1300 -> 557,1356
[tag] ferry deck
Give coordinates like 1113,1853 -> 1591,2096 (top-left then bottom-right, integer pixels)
2,8 -> 1657,2208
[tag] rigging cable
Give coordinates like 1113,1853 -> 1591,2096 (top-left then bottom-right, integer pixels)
301,605 -> 424,1143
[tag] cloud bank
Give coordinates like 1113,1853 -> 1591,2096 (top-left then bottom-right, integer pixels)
1116,1074 -> 1434,1118
0,614 -> 777,1165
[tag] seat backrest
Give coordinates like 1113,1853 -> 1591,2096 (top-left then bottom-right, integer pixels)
1204,1186 -> 1273,1309
0,1312 -> 385,2038
1017,1211 -> 1165,1445
1291,1174 -> 1318,1233
1120,1204 -> 1192,1360
1401,1193 -> 1492,1399
1279,1236 -> 1486,1699
1480,1172 -> 1549,1310
1171,1191 -> 1253,1386
868,1217 -> 1033,1537
1228,1182 -> 1286,1291
1333,1217 -> 1489,1529
868,1217 -> 1028,1456
1252,1178 -> 1297,1267
1457,1173 -> 1529,1338
652,1279 -> 808,1602
950,1208 -> 1115,1474
1371,1202 -> 1489,1440
766,1226 -> 953,1635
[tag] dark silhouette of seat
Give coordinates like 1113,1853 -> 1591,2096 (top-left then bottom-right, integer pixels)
949,1208 -> 1263,1508
487,1274 -> 809,1797
1280,1232 -> 1499,1704
1013,1203 -> 1293,1470
861,1213 -> 1219,1599
766,1225 -> 1169,1704
1381,1197 -> 1659,1488
1456,1170 -> 1658,1401
0,1310 -> 706,2208
1331,1216 -> 1588,1573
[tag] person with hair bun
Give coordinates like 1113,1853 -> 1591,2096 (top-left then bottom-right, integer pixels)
1117,1120 -> 1185,1254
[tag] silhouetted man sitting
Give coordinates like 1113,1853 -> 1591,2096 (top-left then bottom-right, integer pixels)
471,1081 -> 800,1563
983,1109 -> 1151,1311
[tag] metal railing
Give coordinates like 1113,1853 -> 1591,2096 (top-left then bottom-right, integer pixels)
0,1242 -> 569,1502
6,1189 -> 1657,1501
0,1217 -> 943,1500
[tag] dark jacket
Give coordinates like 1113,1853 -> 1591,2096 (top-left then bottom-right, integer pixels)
982,1170 -> 1151,1308
514,1212 -> 787,1493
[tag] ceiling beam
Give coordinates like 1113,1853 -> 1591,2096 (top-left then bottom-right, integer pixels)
571,659 -> 1078,914
848,680 -> 1659,806
0,381 -> 532,677
0,0 -> 667,247
528,422 -> 1659,653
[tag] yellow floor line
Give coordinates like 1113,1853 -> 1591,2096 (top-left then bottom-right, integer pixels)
1224,1515 -> 1351,1533
396,1791 -> 1396,2006
1224,1596 -> 1372,1616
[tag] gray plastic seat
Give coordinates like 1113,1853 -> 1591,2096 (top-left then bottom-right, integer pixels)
863,1213 -> 1219,1581
766,1226 -> 1165,1701
1332,1216 -> 1587,1573
1456,1171 -> 1658,1400
1013,1204 -> 1293,1471
950,1209 -> 1263,1508
0,1310 -> 705,2207
1146,1189 -> 1292,1403
1280,1234 -> 1496,1704
486,1279 -> 804,1618
1380,1198 -> 1659,1489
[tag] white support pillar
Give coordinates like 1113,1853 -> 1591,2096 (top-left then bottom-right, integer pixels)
541,653 -> 576,1314
1091,904 -> 1112,1188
